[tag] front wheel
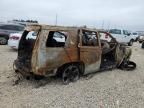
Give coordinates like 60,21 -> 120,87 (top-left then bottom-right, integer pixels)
128,40 -> 133,46
118,60 -> 136,71
62,64 -> 80,84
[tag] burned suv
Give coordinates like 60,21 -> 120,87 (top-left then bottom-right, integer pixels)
14,24 -> 136,84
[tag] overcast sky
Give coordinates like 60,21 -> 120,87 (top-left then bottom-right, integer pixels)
0,0 -> 144,31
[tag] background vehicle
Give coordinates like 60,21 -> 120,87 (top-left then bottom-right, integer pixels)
131,32 -> 139,41
138,35 -> 144,43
14,24 -> 136,84
0,23 -> 24,45
8,32 -> 22,49
109,29 -> 135,46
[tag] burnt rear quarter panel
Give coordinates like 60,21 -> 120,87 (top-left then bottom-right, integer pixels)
31,29 -> 80,75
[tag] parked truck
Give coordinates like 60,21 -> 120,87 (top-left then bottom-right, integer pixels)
109,29 -> 137,46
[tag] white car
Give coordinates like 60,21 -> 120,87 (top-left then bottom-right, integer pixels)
8,31 -> 37,49
109,29 -> 135,46
8,32 -> 23,49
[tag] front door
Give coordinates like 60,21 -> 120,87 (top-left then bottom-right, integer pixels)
123,30 -> 131,43
79,29 -> 102,74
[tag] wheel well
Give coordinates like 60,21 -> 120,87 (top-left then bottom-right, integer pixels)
0,34 -> 9,40
57,62 -> 85,75
130,39 -> 134,42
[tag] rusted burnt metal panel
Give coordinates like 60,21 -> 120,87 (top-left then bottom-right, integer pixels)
33,48 -> 79,75
80,47 -> 101,64
65,31 -> 79,47
31,27 -> 45,75
79,46 -> 102,74
115,45 -> 132,66
31,29 -> 79,76
25,25 -> 41,31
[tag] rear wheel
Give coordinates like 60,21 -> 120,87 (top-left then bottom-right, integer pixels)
128,40 -> 133,46
0,37 -> 7,45
62,64 -> 80,84
142,41 -> 144,48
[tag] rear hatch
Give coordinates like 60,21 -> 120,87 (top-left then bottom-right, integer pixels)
14,26 -> 40,75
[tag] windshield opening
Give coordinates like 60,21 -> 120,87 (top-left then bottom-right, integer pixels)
133,33 -> 137,35
109,29 -> 121,34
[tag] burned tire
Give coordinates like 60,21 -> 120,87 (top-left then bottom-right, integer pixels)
0,37 -> 7,45
119,61 -> 136,71
62,64 -> 80,84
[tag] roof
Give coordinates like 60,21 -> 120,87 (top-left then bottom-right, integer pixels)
27,24 -> 105,32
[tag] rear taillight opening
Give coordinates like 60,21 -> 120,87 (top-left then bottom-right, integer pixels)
10,36 -> 20,40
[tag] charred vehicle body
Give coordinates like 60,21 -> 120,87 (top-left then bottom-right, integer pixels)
14,24 -> 136,84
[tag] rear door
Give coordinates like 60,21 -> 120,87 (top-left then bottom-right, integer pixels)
78,29 -> 102,74
33,29 -> 77,75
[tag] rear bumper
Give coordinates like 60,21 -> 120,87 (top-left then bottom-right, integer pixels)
14,59 -> 32,76
8,40 -> 19,49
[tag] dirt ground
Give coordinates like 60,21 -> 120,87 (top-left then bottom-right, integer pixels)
0,43 -> 144,108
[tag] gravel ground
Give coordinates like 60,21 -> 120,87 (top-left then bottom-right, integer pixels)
0,43 -> 144,108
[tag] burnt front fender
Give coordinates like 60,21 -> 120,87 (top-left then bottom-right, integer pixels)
115,44 -> 132,67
